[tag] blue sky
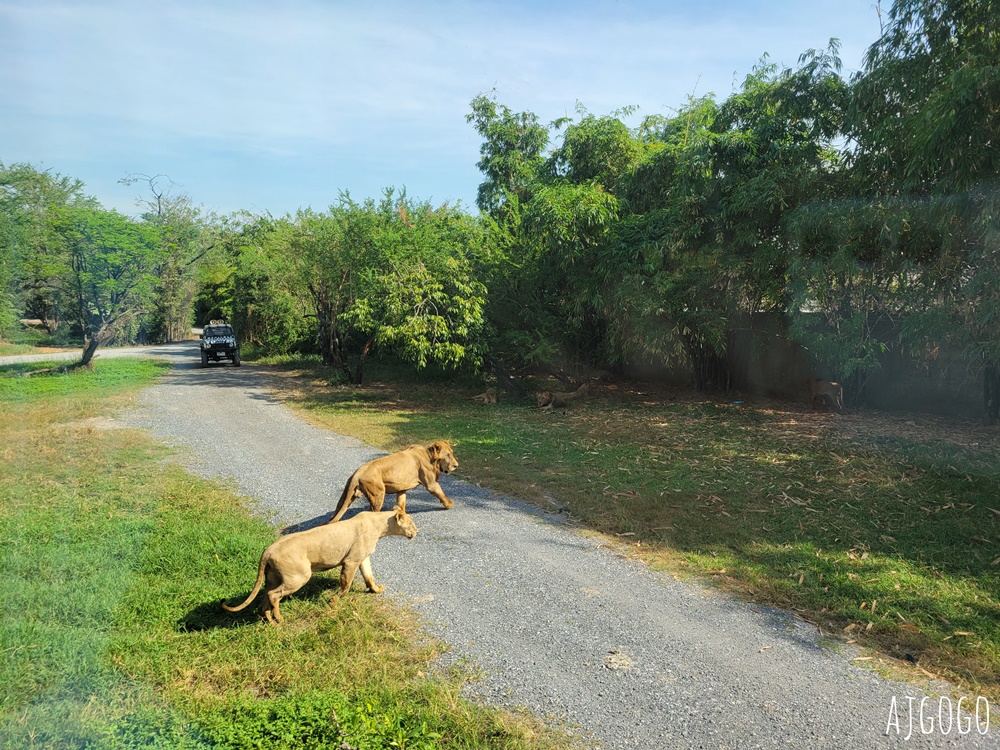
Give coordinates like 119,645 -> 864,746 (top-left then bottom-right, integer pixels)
1,1 -> 885,218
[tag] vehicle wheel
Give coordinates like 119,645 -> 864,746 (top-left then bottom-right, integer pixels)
201,351 -> 208,367
233,350 -> 241,367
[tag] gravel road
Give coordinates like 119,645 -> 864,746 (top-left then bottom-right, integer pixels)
67,343 -> 997,748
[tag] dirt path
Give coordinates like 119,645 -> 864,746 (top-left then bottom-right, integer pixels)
0,340 -> 198,366
102,347 -> 998,748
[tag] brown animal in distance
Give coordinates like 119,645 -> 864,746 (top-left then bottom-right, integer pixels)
327,440 -> 459,523
535,382 -> 590,411
221,504 -> 418,623
808,378 -> 844,410
469,387 -> 498,404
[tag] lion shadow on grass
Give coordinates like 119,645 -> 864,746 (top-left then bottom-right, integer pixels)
177,574 -> 356,631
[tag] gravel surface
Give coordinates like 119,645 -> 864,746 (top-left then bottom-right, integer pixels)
91,343 -> 1000,748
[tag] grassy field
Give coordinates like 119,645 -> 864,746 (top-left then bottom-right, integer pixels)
259,358 -> 1000,702
0,359 -> 572,749
0,323 -> 77,357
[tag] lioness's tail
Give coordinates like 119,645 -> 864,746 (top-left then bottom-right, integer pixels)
327,473 -> 360,523
221,552 -> 268,612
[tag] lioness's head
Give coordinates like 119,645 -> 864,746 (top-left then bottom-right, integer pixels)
428,440 -> 458,474
534,390 -> 552,408
392,505 -> 419,539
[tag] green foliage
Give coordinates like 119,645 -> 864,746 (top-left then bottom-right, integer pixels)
466,94 -> 549,222
0,162 -> 95,337
600,97 -> 728,381
467,97 -> 647,374
851,0 -> 1000,194
0,193 -> 17,335
511,181 -> 619,367
337,191 -> 488,379
461,6 -> 998,406
549,105 -> 646,187
198,691 -> 443,750
123,174 -> 219,343
775,2 -> 1000,409
55,205 -> 165,359
0,166 -> 170,364
467,45 -> 851,388
219,192 -> 489,383
221,213 -> 313,355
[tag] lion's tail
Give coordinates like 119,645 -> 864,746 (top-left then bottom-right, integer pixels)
221,552 -> 268,612
327,473 -> 360,523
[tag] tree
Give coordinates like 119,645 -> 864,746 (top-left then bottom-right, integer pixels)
846,0 -> 1000,417
603,46 -> 848,391
608,96 -> 731,389
215,192 -> 489,385
466,93 -> 549,222
0,165 -> 164,366
0,174 -> 20,335
549,105 -> 645,188
307,191 -> 488,384
467,46 -> 849,391
468,98 -> 649,377
55,205 -> 165,366
0,162 -> 94,336
217,212 -> 312,356
121,174 -> 217,342
516,180 -> 620,372
851,0 -> 1000,195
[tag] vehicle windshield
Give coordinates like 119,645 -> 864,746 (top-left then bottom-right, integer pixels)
204,326 -> 234,337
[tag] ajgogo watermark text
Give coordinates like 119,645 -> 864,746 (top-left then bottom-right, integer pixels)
886,696 -> 991,739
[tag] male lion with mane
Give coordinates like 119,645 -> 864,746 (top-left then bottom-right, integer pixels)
221,504 -> 418,623
327,440 -> 459,523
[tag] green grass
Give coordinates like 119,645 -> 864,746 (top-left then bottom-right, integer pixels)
0,322 -> 78,356
260,361 -> 1000,701
0,359 -> 571,749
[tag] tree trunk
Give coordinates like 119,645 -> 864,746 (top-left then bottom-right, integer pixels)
353,334 -> 376,385
486,354 -> 527,396
328,328 -> 353,384
310,287 -> 354,383
683,334 -> 729,392
79,337 -> 100,368
317,314 -> 335,366
984,362 -> 1000,425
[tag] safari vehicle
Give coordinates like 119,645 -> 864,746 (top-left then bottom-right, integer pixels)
199,320 -> 241,367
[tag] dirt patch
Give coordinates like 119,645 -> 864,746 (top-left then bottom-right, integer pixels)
828,410 -> 1000,453
610,377 -> 1000,455
63,416 -> 124,431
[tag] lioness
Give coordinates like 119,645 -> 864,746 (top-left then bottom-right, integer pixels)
221,504 -> 418,623
808,378 -> 844,410
470,387 -> 498,404
327,440 -> 459,523
535,382 -> 589,411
